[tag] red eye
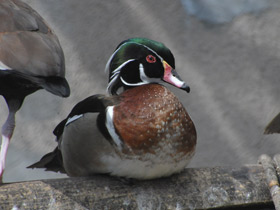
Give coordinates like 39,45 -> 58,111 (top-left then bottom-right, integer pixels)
146,55 -> 156,63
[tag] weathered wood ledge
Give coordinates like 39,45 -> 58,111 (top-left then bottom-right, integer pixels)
0,155 -> 279,209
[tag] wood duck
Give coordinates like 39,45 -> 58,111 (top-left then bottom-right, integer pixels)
29,38 -> 196,180
264,112 -> 280,134
0,0 -> 70,180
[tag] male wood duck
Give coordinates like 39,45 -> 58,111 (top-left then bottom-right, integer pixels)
264,112 -> 280,134
0,0 -> 70,180
29,38 -> 196,180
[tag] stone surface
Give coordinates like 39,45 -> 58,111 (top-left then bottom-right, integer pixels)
0,166 -> 274,209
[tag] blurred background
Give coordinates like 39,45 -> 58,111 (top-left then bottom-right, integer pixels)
1,0 -> 280,182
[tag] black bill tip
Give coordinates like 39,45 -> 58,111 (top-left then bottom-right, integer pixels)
181,83 -> 190,93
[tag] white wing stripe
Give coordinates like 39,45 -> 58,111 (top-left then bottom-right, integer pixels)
0,61 -> 11,70
65,114 -> 83,126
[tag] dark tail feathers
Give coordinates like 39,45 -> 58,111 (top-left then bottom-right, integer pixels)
27,147 -> 66,174
264,112 -> 280,134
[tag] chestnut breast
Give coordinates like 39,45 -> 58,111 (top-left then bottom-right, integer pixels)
113,84 -> 196,155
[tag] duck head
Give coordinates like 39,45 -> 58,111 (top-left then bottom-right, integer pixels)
105,38 -> 190,95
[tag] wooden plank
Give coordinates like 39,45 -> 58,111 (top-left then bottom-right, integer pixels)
259,154 -> 280,210
0,165 -> 274,209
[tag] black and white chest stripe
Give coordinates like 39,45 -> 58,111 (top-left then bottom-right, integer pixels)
105,106 -> 123,148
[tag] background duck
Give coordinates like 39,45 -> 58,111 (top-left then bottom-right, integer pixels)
0,0 -> 70,181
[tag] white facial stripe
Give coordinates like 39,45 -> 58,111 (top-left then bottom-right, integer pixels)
65,114 -> 83,126
107,59 -> 135,93
120,63 -> 161,87
106,106 -> 123,148
0,61 -> 11,70
104,49 -> 121,73
112,59 -> 135,74
105,40 -> 165,73
139,63 -> 161,84
104,42 -> 131,72
120,76 -> 147,86
107,76 -> 119,93
110,70 -> 120,79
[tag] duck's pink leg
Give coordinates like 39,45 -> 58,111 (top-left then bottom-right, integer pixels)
0,135 -> 10,181
0,99 -> 19,183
